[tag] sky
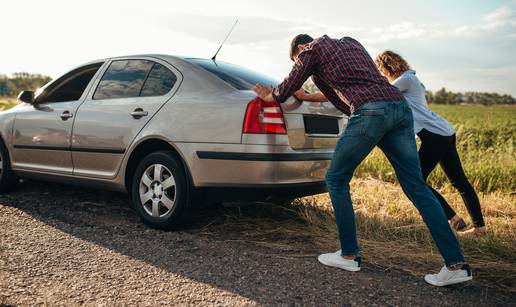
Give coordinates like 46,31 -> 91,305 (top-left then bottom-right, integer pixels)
1,0 -> 516,95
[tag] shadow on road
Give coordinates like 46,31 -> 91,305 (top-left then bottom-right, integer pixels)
1,180 -> 512,305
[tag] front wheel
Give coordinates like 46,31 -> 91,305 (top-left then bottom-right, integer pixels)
0,140 -> 18,193
131,151 -> 190,230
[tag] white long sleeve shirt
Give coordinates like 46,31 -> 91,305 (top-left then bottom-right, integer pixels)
393,70 -> 455,136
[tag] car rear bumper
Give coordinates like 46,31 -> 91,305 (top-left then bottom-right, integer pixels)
195,181 -> 328,202
174,143 -> 333,188
195,151 -> 332,162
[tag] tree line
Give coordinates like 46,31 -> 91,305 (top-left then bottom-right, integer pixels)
0,73 -> 52,96
425,88 -> 515,105
305,81 -> 515,105
1,72 -> 515,105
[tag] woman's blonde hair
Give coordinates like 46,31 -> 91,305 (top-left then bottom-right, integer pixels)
374,50 -> 411,80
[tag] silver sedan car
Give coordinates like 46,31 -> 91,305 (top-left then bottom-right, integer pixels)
0,55 -> 346,229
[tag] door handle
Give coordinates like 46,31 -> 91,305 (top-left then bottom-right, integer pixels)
60,111 -> 73,120
130,108 -> 148,118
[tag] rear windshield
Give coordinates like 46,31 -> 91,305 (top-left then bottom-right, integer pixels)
186,58 -> 279,90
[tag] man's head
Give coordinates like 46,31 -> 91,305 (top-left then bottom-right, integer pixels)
289,34 -> 314,61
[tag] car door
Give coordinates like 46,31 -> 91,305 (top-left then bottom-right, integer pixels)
11,62 -> 104,174
71,57 -> 181,178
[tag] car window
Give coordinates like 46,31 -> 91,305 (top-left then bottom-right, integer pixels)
140,63 -> 177,97
37,63 -> 103,103
186,58 -> 279,90
93,60 -> 154,100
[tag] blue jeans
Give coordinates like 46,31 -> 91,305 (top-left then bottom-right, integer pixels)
325,100 -> 465,267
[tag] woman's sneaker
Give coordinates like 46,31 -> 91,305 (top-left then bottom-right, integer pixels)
424,264 -> 473,286
318,250 -> 361,272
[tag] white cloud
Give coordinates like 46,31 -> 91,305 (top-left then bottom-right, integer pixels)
1,0 -> 515,96
472,65 -> 516,76
157,13 -> 445,47
147,13 -> 363,45
363,22 -> 444,43
454,6 -> 516,36
484,6 -> 516,26
360,6 -> 516,43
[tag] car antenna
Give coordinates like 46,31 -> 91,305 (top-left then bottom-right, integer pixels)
211,19 -> 239,61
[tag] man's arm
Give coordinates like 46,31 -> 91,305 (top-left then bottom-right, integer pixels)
270,46 -> 318,102
254,86 -> 321,103
253,48 -> 317,102
294,90 -> 327,102
311,76 -> 351,115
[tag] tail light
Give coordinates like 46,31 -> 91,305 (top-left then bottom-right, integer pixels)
242,98 -> 287,134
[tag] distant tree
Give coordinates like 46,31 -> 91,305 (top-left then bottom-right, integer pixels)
299,83 -> 515,105
0,74 -> 10,95
501,94 -> 515,105
426,88 -> 515,105
425,90 -> 434,103
433,87 -> 449,104
5,70 -> 512,105
0,72 -> 52,97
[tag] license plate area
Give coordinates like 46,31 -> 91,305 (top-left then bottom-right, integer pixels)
303,115 -> 339,136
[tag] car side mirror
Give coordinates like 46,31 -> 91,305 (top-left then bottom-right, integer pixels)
18,91 -> 35,104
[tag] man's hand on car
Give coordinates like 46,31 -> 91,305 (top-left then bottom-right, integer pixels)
253,84 -> 274,102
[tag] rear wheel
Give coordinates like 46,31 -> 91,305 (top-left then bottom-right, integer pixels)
131,151 -> 190,230
0,140 -> 18,193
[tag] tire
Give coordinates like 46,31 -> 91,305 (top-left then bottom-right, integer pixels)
0,139 -> 18,193
131,151 -> 191,230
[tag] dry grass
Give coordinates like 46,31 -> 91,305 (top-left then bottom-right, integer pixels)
197,178 -> 515,292
0,98 -> 17,111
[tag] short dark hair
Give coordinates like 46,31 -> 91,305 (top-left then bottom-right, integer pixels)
289,34 -> 314,61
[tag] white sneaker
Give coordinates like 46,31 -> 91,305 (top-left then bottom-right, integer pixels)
318,250 -> 361,272
424,264 -> 473,286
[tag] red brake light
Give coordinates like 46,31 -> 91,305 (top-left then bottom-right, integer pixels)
243,98 -> 287,134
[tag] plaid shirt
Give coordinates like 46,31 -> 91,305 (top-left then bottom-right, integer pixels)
272,35 -> 404,115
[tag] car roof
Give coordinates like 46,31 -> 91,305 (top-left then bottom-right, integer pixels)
70,54 -> 199,68
89,54 -> 230,72
71,54 -> 261,94
105,54 -> 202,64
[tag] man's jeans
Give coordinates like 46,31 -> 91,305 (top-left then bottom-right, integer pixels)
325,100 -> 465,267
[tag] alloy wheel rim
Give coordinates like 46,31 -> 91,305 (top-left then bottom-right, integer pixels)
139,164 -> 176,218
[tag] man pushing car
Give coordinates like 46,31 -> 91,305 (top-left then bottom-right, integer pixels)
253,34 -> 472,286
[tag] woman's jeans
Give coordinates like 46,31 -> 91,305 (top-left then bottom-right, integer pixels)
325,100 -> 465,267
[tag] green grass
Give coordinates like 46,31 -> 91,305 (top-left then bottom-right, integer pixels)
355,104 -> 516,193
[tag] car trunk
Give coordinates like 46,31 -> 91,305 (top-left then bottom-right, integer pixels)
280,96 -> 347,149
183,58 -> 347,149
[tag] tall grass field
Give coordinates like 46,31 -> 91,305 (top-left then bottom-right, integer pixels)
356,104 -> 515,193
